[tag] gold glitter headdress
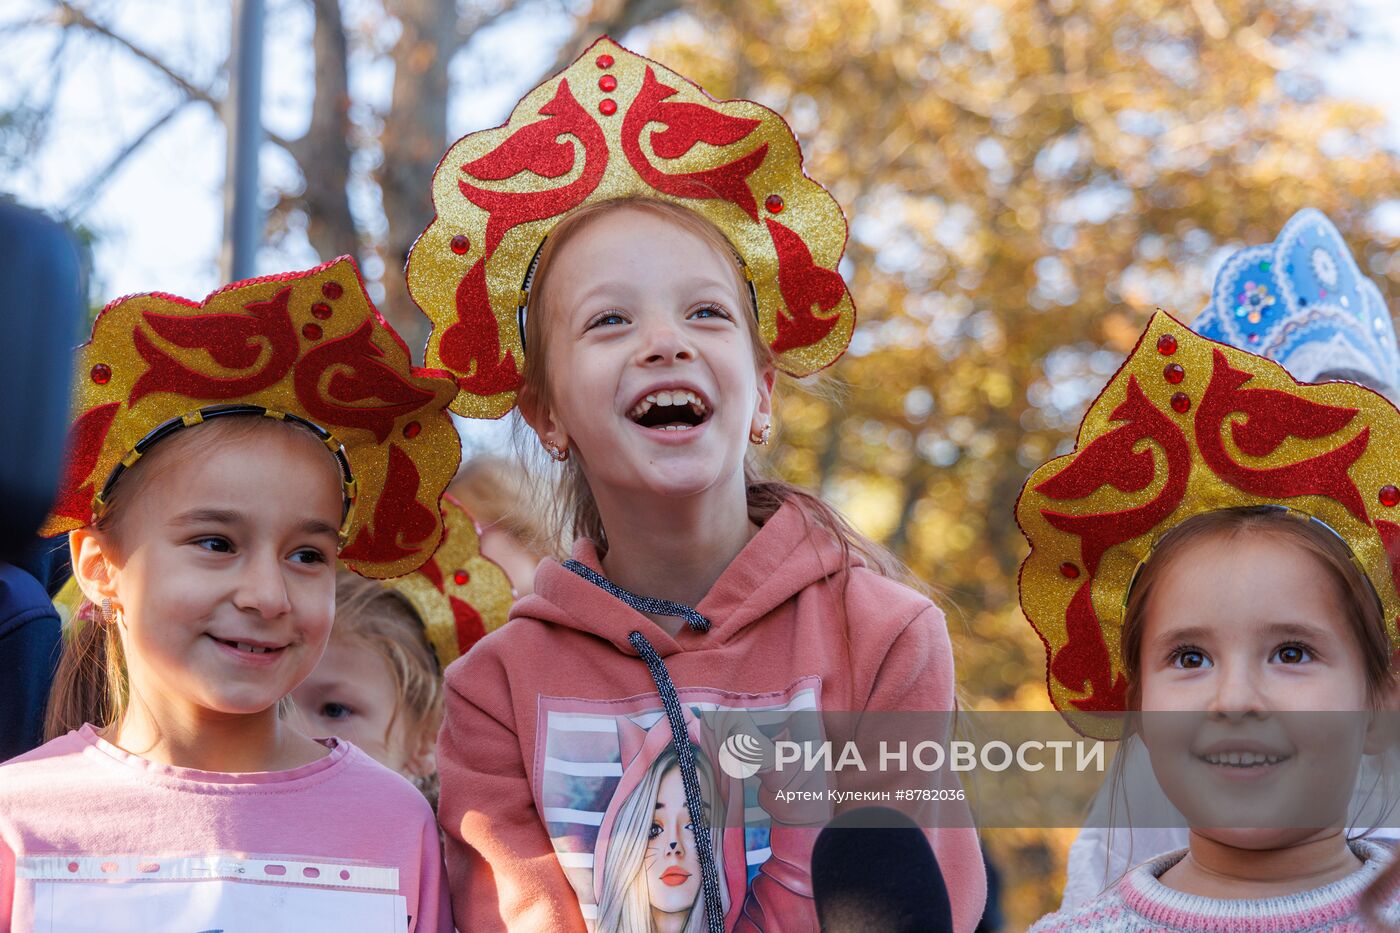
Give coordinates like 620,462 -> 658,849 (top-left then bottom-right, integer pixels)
384,494 -> 514,668
406,36 -> 856,418
1017,312 -> 1400,738
44,257 -> 462,579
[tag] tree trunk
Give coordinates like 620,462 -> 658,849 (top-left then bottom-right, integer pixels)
296,0 -> 358,265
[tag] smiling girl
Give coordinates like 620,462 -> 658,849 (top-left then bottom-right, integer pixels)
0,259 -> 458,933
1018,314 -> 1400,931
407,38 -> 985,933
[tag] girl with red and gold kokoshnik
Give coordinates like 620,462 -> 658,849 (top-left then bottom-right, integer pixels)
408,38 -> 986,933
0,259 -> 458,933
1017,315 -> 1400,930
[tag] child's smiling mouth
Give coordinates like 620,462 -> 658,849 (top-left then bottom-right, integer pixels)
628,387 -> 711,431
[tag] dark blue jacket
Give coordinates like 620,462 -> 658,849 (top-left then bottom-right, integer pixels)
0,562 -> 60,761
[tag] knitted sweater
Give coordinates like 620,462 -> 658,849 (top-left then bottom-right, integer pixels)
1032,841 -> 1398,932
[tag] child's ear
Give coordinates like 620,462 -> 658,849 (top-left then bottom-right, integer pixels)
517,388 -> 570,456
403,719 -> 438,780
69,527 -> 121,609
751,365 -> 775,430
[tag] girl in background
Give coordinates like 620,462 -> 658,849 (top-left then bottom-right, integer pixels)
1,259 -> 458,932
294,495 -> 514,807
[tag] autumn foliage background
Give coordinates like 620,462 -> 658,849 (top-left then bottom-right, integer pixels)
5,0 -> 1400,926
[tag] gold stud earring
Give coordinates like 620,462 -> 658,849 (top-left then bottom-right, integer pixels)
544,441 -> 570,462
749,424 -> 772,446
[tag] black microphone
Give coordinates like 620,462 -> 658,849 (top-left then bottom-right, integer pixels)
812,806 -> 954,933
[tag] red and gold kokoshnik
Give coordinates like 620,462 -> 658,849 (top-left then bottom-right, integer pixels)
407,36 -> 856,418
1017,312 -> 1400,739
384,494 -> 513,669
44,257 -> 462,580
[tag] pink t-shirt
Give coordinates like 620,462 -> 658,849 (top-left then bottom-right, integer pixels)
0,725 -> 451,933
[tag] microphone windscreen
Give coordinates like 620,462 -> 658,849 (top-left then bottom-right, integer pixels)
812,806 -> 954,933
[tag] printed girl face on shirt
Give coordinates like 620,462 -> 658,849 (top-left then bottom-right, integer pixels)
1136,532 -> 1376,848
531,207 -> 773,504
96,421 -> 342,719
646,764 -> 703,918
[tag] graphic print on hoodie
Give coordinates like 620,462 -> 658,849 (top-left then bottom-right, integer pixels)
539,678 -> 824,930
437,500 -> 988,933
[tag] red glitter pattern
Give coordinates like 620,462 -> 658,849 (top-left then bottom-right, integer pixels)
130,287 -> 299,403
340,444 -> 437,563
1194,349 -> 1368,521
621,67 -> 766,221
294,318 -> 437,444
766,218 -> 846,353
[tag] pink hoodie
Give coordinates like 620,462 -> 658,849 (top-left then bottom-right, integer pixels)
437,499 -> 986,931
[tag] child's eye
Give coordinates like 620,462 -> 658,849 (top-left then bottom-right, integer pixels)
587,311 -> 628,329
648,821 -> 663,839
1169,646 -> 1211,670
320,702 -> 353,720
690,304 -> 732,320
1271,643 -> 1314,664
194,536 -> 233,553
291,548 -> 328,565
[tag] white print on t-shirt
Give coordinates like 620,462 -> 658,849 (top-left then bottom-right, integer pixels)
20,853 -> 408,933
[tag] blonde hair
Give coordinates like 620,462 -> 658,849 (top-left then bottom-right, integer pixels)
449,454 -> 551,556
328,571 -> 444,806
44,416 -> 329,741
518,196 -> 914,588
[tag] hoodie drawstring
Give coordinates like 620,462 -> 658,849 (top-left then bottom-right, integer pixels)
562,560 -> 725,933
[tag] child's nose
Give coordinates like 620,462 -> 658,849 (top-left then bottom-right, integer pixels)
235,550 -> 293,619
1207,663 -> 1269,717
640,319 -> 694,364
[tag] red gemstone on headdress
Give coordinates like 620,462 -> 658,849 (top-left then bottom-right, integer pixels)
1381,485 -> 1400,508
450,234 -> 470,255
598,98 -> 617,116
1156,333 -> 1178,355
311,302 -> 333,319
321,281 -> 343,300
453,569 -> 469,586
599,75 -> 617,92
596,54 -> 613,69
765,194 -> 785,214
1164,363 -> 1185,384
1170,392 -> 1191,413
403,421 -> 421,439
90,363 -> 112,385
1059,562 -> 1080,579
302,323 -> 323,340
